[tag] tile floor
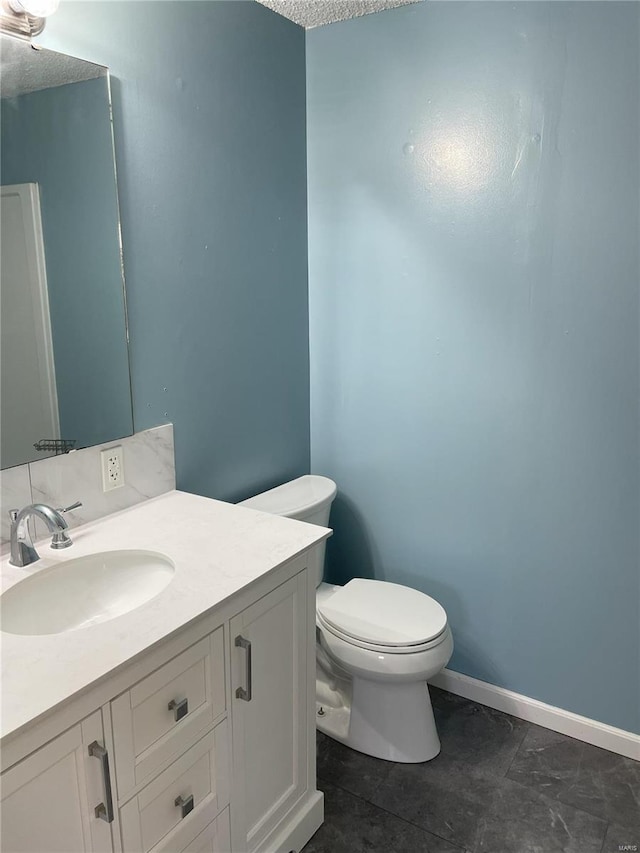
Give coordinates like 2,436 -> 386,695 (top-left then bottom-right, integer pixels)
303,687 -> 640,853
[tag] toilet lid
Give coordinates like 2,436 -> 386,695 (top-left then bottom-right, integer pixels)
317,579 -> 447,647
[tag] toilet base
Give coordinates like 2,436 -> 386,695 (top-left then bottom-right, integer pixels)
316,671 -> 441,763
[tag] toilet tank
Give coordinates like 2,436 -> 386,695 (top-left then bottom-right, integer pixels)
237,475 -> 337,586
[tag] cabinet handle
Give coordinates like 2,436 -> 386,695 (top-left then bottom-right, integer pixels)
235,635 -> 252,701
174,793 -> 194,819
168,697 -> 189,721
88,741 -> 114,823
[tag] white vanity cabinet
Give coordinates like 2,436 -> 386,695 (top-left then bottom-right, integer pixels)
0,711 -> 114,853
0,551 -> 322,853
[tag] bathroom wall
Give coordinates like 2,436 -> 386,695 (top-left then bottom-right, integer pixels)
307,2 -> 640,732
1,78 -> 132,449
0,424 -> 175,549
41,0 -> 309,502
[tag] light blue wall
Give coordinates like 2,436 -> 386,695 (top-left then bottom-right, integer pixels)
1,78 -> 132,449
42,1 -> 310,501
39,1 -> 639,732
307,2 -> 640,733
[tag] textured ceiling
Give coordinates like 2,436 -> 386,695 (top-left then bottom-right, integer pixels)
0,36 -> 104,99
256,0 -> 421,29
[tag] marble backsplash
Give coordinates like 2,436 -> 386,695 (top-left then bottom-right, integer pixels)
0,424 -> 175,549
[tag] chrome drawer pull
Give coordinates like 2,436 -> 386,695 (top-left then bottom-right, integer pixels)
174,793 -> 194,819
235,635 -> 252,702
88,741 -> 114,823
168,697 -> 189,721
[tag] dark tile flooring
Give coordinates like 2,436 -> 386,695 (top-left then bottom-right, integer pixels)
303,687 -> 640,853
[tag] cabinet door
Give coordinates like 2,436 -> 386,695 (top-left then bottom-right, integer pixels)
230,572 -> 307,853
1,711 -> 114,853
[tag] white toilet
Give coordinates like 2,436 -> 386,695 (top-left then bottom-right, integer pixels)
238,475 -> 453,763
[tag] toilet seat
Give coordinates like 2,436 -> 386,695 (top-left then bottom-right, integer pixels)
317,578 -> 448,653
318,611 -> 454,683
317,612 -> 448,654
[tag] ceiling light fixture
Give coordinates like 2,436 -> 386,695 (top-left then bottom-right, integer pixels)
6,0 -> 58,16
0,0 -> 58,39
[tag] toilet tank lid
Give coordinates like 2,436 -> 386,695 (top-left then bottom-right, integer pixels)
237,475 -> 337,518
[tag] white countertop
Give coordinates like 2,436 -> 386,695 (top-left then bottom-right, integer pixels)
0,490 -> 330,742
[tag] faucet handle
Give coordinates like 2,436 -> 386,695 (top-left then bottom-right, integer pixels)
8,509 -> 18,523
57,500 -> 82,514
50,501 -> 82,550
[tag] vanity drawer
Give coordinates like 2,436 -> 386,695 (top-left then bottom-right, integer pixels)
112,629 -> 225,795
175,807 -> 230,853
153,806 -> 230,853
120,722 -> 229,853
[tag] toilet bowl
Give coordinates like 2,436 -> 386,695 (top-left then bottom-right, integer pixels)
238,475 -> 453,763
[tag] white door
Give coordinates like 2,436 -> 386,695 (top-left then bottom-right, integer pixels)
230,572 -> 308,853
0,711 -> 114,853
1,183 -> 59,468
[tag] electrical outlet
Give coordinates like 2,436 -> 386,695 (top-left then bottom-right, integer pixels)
101,446 -> 124,492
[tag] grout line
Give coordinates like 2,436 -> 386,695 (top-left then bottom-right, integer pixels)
501,734 -> 620,831
316,772 -> 468,852
372,802 -> 469,853
502,719 -> 531,779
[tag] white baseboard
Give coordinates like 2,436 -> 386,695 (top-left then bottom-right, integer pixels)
429,668 -> 640,761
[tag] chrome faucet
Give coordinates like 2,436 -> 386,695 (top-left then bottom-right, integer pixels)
9,501 -> 82,568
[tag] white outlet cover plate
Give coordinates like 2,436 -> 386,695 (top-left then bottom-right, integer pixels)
101,446 -> 124,492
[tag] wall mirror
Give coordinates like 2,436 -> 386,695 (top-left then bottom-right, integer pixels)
0,36 -> 133,469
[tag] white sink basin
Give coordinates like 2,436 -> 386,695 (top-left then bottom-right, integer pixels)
1,550 -> 175,636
